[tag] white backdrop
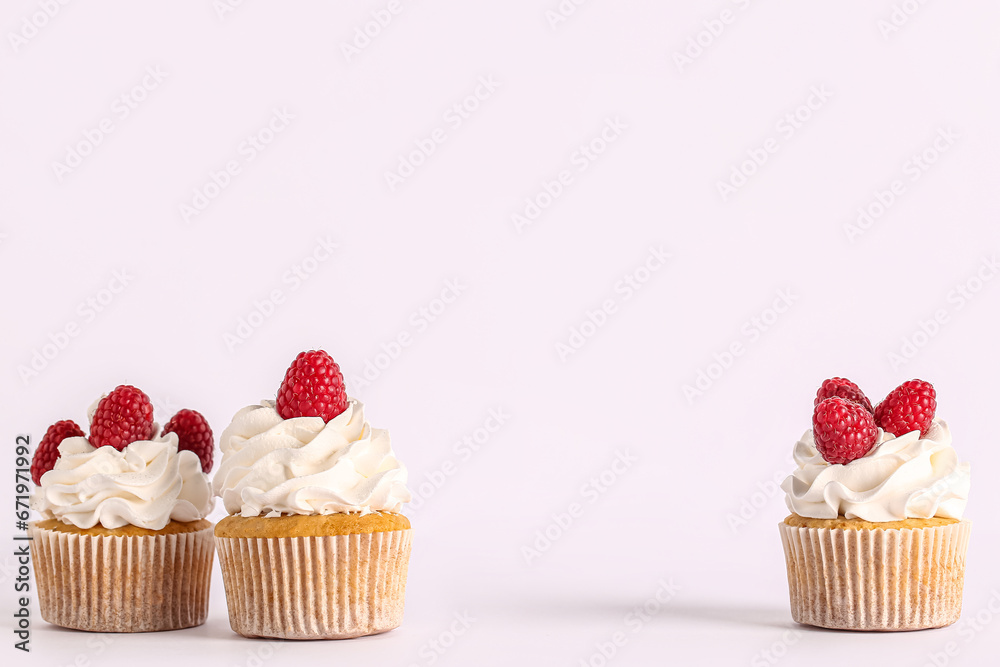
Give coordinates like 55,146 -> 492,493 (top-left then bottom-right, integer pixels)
2,1 -> 1000,665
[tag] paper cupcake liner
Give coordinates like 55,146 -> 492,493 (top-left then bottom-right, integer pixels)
215,529 -> 412,639
30,523 -> 214,632
779,519 -> 971,631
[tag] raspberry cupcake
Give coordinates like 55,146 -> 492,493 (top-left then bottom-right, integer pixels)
779,378 -> 971,631
213,350 -> 412,640
30,386 -> 216,632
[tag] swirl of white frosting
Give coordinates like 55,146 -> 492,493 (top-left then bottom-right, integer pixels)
781,418 -> 970,522
32,432 -> 214,530
213,398 -> 411,517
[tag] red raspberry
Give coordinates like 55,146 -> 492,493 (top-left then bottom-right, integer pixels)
814,377 -> 873,413
90,385 -> 154,450
31,420 -> 85,485
812,397 -> 878,465
162,409 -> 214,473
276,350 -> 348,422
874,379 -> 936,437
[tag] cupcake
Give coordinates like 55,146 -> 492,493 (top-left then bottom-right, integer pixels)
30,385 -> 216,632
212,350 -> 412,640
779,378 -> 971,631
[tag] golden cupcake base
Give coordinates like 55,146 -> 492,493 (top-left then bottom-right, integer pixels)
779,515 -> 971,631
215,512 -> 412,640
30,520 -> 214,632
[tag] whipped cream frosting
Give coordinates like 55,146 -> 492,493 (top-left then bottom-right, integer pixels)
782,418 -> 970,522
32,431 -> 214,530
213,398 -> 411,517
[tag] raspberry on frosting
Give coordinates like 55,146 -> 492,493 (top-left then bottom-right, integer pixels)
31,420 -> 85,485
163,409 -> 214,473
874,379 -> 937,438
814,377 -> 873,414
89,385 -> 154,450
784,376 -> 968,523
36,387 -> 216,491
276,350 -> 348,422
812,397 -> 878,465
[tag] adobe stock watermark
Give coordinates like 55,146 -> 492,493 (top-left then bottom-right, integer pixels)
545,0 -> 593,30
51,66 -> 168,182
349,278 -> 466,390
223,236 -> 339,352
672,0 -> 756,74
726,469 -> 788,534
555,245 -> 670,362
149,394 -> 182,424
842,126 -> 958,243
887,254 -> 998,370
578,578 -> 681,667
0,555 -> 17,585
341,0 -> 415,63
15,627 -> 116,661
409,407 -> 510,513
682,288 -> 797,404
716,85 -> 833,202
236,640 -> 283,667
920,589 -> 1000,667
751,629 -> 803,667
7,0 -> 72,53
213,0 -> 249,21
406,612 -> 476,667
179,107 -> 294,223
17,269 -> 135,386
877,0 -> 931,40
522,449 -> 637,565
384,75 -> 501,192
511,116 -> 627,233
65,635 -> 117,664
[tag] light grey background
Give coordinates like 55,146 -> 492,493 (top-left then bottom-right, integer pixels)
2,1 -> 999,665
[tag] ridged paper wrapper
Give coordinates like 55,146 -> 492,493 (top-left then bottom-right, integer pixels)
779,519 -> 971,630
30,523 -> 214,632
215,529 -> 412,639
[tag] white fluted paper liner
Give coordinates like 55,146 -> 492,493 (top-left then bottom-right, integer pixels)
215,529 -> 412,639
30,523 -> 214,632
779,519 -> 971,631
